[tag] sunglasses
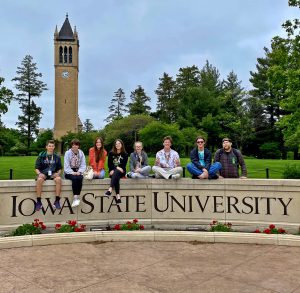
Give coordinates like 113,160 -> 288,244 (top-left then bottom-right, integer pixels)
197,141 -> 204,144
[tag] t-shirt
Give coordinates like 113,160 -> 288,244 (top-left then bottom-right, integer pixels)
198,150 -> 205,166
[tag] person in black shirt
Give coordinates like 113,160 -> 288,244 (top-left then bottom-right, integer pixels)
35,140 -> 62,212
105,139 -> 128,204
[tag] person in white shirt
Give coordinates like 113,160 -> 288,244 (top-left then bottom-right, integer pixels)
152,136 -> 183,179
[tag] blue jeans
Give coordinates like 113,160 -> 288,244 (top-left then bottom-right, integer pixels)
186,162 -> 222,178
93,169 -> 105,179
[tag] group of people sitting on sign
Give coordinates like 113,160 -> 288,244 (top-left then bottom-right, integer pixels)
34,135 -> 247,212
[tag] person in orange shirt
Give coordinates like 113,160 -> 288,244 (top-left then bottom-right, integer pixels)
89,137 -> 107,179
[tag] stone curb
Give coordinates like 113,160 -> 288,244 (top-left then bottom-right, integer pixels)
1,231 -> 300,249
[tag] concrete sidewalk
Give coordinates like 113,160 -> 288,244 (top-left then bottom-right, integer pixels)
0,242 -> 300,293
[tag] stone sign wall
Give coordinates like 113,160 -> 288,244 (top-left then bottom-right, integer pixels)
0,179 -> 299,232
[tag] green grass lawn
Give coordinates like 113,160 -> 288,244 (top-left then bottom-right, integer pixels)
0,156 -> 299,180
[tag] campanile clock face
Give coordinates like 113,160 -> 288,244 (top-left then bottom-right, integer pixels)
62,71 -> 70,78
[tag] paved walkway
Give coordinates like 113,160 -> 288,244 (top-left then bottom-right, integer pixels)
0,241 -> 300,293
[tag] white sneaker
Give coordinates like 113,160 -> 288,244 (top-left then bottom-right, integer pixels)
172,174 -> 180,180
71,198 -> 80,207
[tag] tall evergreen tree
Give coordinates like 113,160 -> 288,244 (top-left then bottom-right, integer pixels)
199,60 -> 222,95
127,85 -> 151,115
83,118 -> 94,132
105,88 -> 127,123
0,77 -> 14,126
155,72 -> 176,123
12,55 -> 47,151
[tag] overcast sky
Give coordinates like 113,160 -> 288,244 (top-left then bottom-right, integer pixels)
0,0 -> 298,130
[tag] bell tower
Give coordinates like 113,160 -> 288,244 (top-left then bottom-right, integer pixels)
54,14 -> 81,144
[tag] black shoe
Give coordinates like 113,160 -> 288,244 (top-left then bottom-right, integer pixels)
116,198 -> 121,204
105,190 -> 112,197
148,174 -> 155,178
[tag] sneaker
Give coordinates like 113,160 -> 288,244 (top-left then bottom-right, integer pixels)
172,174 -> 180,180
53,200 -> 61,210
35,201 -> 43,212
116,198 -> 122,204
71,198 -> 80,207
104,190 -> 112,197
125,172 -> 132,178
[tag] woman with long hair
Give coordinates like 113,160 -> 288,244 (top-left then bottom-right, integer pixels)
89,137 -> 107,179
105,139 -> 128,204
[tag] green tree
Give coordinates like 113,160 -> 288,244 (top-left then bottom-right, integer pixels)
155,73 -> 176,123
127,85 -> 151,115
0,127 -> 20,155
219,71 -> 250,150
83,119 -> 94,132
12,55 -> 47,151
105,88 -> 127,123
103,114 -> 154,153
31,129 -> 54,152
0,77 -> 14,125
139,121 -> 184,155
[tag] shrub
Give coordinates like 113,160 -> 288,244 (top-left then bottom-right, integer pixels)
209,220 -> 232,232
12,219 -> 46,236
55,220 -> 86,233
282,164 -> 300,179
113,219 -> 144,231
259,142 -> 281,159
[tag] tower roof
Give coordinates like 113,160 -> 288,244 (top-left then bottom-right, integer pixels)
58,14 -> 75,41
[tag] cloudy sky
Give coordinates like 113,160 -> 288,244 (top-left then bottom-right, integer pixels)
0,0 -> 298,130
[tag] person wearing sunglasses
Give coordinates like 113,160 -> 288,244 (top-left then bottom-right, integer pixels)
186,136 -> 221,179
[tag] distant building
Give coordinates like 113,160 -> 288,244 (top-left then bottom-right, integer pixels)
53,14 -> 81,147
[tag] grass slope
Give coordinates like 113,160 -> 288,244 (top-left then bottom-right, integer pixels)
0,156 -> 299,180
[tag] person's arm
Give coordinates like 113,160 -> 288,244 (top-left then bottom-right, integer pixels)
89,148 -> 94,168
204,149 -> 212,170
107,152 -> 114,171
214,150 -> 220,163
63,151 -> 73,174
118,153 -> 128,173
78,150 -> 87,174
237,151 -> 247,178
129,153 -> 135,172
54,155 -> 62,176
144,152 -> 149,166
35,156 -> 42,175
155,152 -> 161,167
174,151 -> 181,167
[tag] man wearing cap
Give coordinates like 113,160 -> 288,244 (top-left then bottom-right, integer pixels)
214,138 -> 247,179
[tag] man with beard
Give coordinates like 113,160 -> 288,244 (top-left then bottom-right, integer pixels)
214,138 -> 247,179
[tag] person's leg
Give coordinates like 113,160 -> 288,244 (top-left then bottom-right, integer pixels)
53,176 -> 62,209
35,174 -> 46,211
73,175 -> 83,195
36,175 -> 45,197
65,174 -> 82,207
111,170 -> 122,203
208,162 -> 222,178
152,166 -> 171,179
99,169 -> 105,179
140,166 -> 151,176
168,166 -> 183,179
131,172 -> 147,179
186,162 -> 203,177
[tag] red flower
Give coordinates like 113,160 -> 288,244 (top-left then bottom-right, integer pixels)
74,227 -> 81,232
212,220 -> 217,225
269,224 -> 275,229
254,229 -> 261,233
114,224 -> 121,230
55,224 -> 61,229
140,225 -> 144,230
264,228 -> 271,234
41,224 -> 46,230
127,224 -> 132,229
126,221 -> 131,225
278,228 -> 286,234
33,222 -> 39,227
34,218 -> 39,222
133,218 -> 138,223
68,220 -> 77,227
